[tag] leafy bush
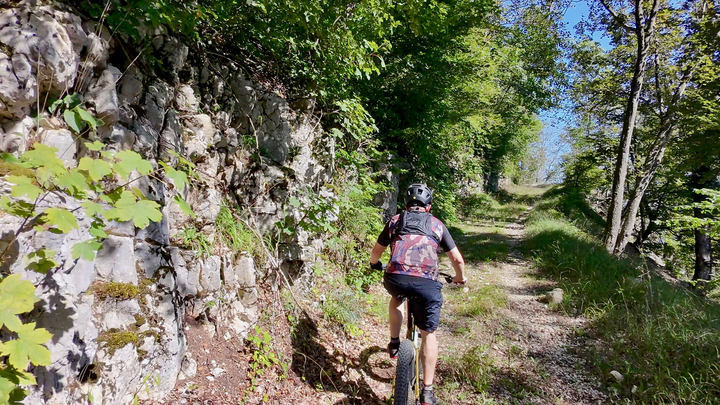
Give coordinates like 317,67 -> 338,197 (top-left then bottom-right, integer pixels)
176,226 -> 212,258
524,188 -> 720,404
458,192 -> 495,219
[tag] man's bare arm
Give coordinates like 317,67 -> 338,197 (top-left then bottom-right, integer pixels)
370,242 -> 387,266
445,247 -> 466,284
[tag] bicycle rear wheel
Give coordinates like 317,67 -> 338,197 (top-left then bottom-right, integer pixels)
393,339 -> 416,405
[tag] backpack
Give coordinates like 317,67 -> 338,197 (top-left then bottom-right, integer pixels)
387,211 -> 442,278
390,211 -> 439,244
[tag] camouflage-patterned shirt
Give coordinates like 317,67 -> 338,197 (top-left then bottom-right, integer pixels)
377,212 -> 456,281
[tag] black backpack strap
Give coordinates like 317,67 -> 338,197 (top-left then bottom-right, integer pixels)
390,211 -> 406,243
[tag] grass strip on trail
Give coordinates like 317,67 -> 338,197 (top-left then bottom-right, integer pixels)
523,186 -> 720,404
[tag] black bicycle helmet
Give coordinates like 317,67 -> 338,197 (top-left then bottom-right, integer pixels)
405,183 -> 433,207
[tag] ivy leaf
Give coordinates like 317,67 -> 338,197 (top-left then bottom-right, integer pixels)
0,322 -> 52,369
24,249 -> 58,274
0,369 -> 18,405
288,197 -> 302,208
0,196 -> 35,218
166,167 -> 188,192
114,150 -> 153,180
75,107 -> 98,133
55,169 -> 89,195
71,239 -> 103,261
89,225 -> 108,238
22,143 -> 67,175
44,207 -> 78,233
62,93 -> 81,109
84,140 -> 105,151
174,195 -> 196,218
7,176 -> 42,200
81,201 -> 104,217
104,191 -> 162,229
48,98 -> 63,114
0,275 -> 40,332
63,108 -> 82,133
78,157 -> 112,181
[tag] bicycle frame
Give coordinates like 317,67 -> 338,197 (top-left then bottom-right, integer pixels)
406,298 -> 422,402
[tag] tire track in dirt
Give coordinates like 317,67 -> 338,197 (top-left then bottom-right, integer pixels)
436,211 -> 608,405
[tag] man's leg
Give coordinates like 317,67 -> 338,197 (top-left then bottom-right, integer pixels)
419,329 -> 438,385
388,296 -> 403,339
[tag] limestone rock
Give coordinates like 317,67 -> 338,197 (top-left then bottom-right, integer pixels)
221,256 -> 237,288
173,248 -> 200,297
235,256 -> 256,288
101,299 -> 142,330
95,235 -> 138,285
99,124 -> 136,152
175,84 -> 198,113
538,288 -> 564,305
118,66 -> 144,106
159,109 -> 183,164
87,66 -> 122,126
194,187 -> 222,225
135,242 -> 165,278
39,128 -> 76,167
201,256 -> 222,292
178,355 -> 198,380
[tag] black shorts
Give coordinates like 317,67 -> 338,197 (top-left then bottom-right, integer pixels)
383,273 -> 443,333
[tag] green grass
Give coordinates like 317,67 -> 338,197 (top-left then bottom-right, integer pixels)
447,283 -> 507,317
216,205 -> 262,259
448,224 -> 510,263
439,344 -> 496,392
524,188 -> 720,404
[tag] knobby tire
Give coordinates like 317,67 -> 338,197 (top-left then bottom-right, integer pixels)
394,339 -> 416,405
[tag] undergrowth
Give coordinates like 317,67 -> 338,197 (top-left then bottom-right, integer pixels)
524,186 -> 720,404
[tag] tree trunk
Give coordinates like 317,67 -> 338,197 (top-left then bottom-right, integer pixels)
615,122 -> 674,253
691,168 -> 714,281
693,228 -> 713,281
602,0 -> 660,254
484,169 -> 500,193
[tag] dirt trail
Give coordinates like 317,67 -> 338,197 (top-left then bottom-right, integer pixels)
475,212 -> 608,405
145,200 -> 611,405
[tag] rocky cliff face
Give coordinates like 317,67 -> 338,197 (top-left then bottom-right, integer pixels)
0,2 -> 331,404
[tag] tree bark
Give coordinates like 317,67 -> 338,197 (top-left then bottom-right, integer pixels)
602,0 -> 660,254
691,168 -> 714,281
693,228 -> 713,281
615,122 -> 674,252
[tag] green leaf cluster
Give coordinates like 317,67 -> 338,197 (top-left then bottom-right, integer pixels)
0,106 -> 198,401
0,275 -> 52,403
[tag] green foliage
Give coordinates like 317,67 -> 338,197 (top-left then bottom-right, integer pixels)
0,98 -> 196,403
321,288 -> 365,336
524,188 -> 720,404
246,326 -> 287,387
665,188 -> 720,239
441,345 -> 496,392
324,180 -> 386,291
176,226 -> 212,258
91,282 -> 141,300
216,205 -> 262,260
0,275 -> 52,403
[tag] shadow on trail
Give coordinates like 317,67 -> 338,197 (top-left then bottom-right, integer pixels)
290,316 -> 390,405
447,226 -> 514,264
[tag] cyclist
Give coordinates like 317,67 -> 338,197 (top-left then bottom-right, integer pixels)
369,183 -> 467,405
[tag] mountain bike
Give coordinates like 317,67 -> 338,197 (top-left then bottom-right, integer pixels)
393,272 -> 456,405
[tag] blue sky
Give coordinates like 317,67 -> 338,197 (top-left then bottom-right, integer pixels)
535,0 -> 612,176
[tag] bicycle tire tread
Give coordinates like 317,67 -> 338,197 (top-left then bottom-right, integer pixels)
394,340 -> 416,405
